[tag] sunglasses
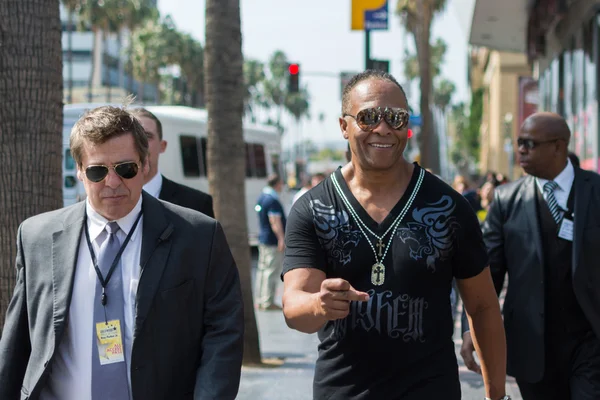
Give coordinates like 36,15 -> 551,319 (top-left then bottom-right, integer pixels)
343,107 -> 410,131
517,138 -> 560,150
85,161 -> 140,183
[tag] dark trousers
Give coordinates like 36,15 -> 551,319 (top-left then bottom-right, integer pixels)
516,331 -> 600,400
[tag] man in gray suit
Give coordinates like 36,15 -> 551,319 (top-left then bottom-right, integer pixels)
0,105 -> 244,400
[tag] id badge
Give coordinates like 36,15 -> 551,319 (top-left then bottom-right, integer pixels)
558,218 -> 574,242
95,320 -> 125,365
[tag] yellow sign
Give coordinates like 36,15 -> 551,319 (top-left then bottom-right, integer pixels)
351,0 -> 388,31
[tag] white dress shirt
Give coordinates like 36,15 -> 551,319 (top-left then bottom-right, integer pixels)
536,158 -> 575,212
143,172 -> 163,199
40,197 -> 143,400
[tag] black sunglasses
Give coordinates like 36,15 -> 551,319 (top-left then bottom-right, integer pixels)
517,138 -> 561,150
343,107 -> 410,131
85,161 -> 140,183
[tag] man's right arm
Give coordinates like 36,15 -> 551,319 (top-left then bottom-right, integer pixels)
282,268 -> 369,334
0,225 -> 31,399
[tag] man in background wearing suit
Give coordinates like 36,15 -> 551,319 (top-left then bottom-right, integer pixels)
133,108 -> 215,217
0,105 -> 243,400
460,112 -> 600,399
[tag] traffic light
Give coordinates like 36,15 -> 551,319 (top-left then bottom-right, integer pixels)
288,63 -> 300,93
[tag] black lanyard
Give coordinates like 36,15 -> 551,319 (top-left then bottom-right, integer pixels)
84,212 -> 143,307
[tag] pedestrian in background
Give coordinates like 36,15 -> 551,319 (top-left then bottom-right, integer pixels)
255,174 -> 286,311
460,112 -> 600,399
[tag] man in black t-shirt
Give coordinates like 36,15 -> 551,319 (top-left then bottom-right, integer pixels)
281,70 -> 510,400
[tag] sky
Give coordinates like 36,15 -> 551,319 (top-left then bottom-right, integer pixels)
158,0 -> 474,148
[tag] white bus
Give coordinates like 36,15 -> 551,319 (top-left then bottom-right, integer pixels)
62,104 -> 286,246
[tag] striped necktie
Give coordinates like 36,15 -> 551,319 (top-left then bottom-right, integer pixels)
543,181 -> 562,224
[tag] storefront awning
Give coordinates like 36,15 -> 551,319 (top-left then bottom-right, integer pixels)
470,0 -> 530,53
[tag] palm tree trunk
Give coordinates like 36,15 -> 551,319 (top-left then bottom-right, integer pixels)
205,0 -> 262,365
103,31 -> 112,103
138,77 -> 145,103
415,0 -> 441,173
88,27 -> 100,103
117,29 -> 125,92
67,8 -> 74,104
0,0 -> 63,329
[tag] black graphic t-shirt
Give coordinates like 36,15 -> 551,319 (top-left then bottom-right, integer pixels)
283,164 -> 488,399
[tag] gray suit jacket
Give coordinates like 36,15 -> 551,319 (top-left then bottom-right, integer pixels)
0,192 -> 244,400
461,168 -> 600,382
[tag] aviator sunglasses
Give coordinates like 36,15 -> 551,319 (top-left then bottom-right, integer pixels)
343,107 -> 410,131
85,161 -> 140,183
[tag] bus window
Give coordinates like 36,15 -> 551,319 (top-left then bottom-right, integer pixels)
179,135 -> 200,177
65,149 -> 75,170
64,175 -> 77,188
253,144 -> 267,178
199,137 -> 208,177
245,143 -> 254,177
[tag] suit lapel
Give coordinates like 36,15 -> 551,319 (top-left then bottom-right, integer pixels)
52,202 -> 86,343
573,169 -> 590,276
522,177 -> 545,266
134,192 -> 174,338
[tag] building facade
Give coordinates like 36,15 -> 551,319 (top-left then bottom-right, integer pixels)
470,47 -> 534,180
532,0 -> 600,171
60,4 -> 158,104
470,0 -> 600,173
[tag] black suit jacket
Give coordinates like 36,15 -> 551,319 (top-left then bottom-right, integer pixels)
462,168 -> 600,382
159,175 -> 214,218
0,192 -> 243,400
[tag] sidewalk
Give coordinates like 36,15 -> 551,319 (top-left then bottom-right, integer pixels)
237,311 -> 318,400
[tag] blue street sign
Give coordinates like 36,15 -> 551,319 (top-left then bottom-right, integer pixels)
364,1 -> 388,31
409,115 -> 421,127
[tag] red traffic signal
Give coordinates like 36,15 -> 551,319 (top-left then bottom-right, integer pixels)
288,63 -> 300,75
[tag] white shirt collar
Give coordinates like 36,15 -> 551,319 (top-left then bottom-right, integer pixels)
142,172 -> 163,199
536,158 -> 575,193
86,196 -> 143,244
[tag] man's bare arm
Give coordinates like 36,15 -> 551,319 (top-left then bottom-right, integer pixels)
268,214 -> 285,251
282,268 -> 369,334
457,267 -> 507,400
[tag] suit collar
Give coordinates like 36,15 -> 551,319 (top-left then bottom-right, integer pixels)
52,201 -> 86,344
134,191 -> 174,338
